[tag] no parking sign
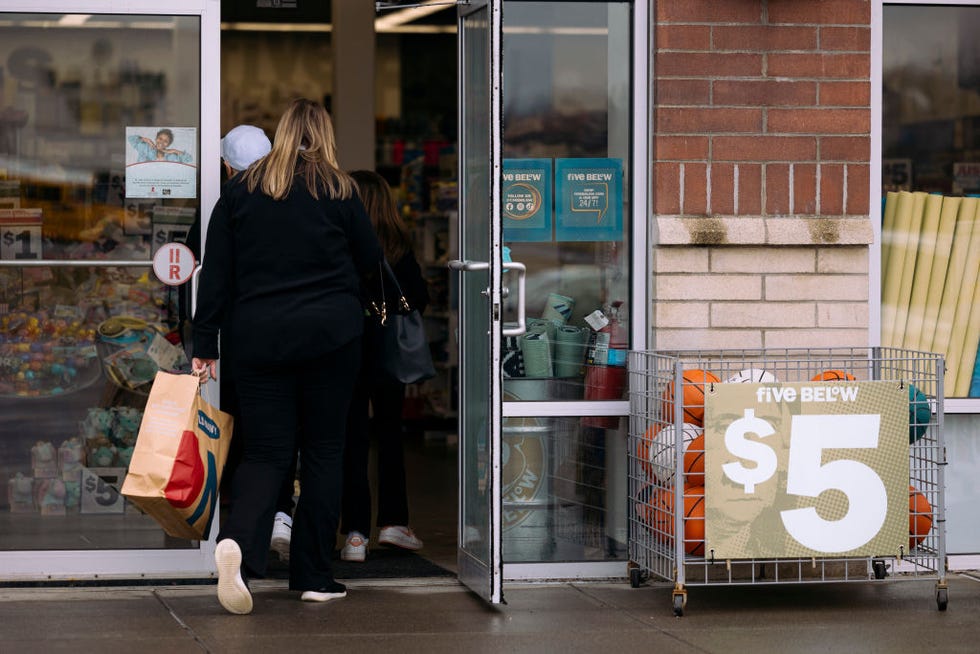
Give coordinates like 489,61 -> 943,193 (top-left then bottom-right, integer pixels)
152,242 -> 195,286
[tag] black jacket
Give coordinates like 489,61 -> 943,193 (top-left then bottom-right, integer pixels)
193,173 -> 382,368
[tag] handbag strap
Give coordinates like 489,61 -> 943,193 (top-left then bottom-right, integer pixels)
381,259 -> 412,314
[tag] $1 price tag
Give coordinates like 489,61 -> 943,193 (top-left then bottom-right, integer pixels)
703,382 -> 909,559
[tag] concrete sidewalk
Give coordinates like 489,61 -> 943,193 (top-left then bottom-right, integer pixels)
2,573 -> 979,653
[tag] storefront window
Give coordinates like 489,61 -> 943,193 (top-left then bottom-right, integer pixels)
882,5 -> 980,399
1,14 -> 201,549
500,1 -> 631,403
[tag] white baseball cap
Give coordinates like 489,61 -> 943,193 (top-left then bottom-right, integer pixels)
220,125 -> 271,172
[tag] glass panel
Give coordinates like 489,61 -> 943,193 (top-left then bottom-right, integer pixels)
501,414 -> 627,562
882,5 -> 980,399
0,14 -> 201,550
459,7 -> 492,568
500,1 -> 631,402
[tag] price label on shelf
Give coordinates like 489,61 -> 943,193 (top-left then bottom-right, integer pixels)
0,209 -> 43,260
704,382 -> 908,559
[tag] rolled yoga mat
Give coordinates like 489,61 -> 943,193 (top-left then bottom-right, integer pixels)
930,197 -> 977,362
918,195 -> 961,352
952,266 -> 980,397
520,330 -> 553,378
891,191 -> 927,348
553,325 -> 589,378
541,292 -> 575,325
881,192 -> 920,347
903,193 -> 944,350
948,204 -> 980,396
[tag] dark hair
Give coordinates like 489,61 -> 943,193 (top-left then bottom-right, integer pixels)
156,128 -> 174,144
351,170 -> 410,263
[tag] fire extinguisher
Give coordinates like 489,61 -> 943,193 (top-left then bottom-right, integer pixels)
583,301 -> 628,428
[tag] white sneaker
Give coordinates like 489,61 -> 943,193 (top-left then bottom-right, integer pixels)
270,512 -> 292,562
215,539 -> 253,615
378,525 -> 423,551
340,531 -> 368,562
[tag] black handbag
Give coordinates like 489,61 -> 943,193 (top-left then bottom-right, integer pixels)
376,260 -> 436,384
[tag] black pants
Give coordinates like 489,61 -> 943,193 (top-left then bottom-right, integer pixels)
218,338 -> 360,591
341,341 -> 410,536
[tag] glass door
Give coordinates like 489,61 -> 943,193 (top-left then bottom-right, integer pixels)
0,0 -> 221,580
454,0 -> 507,604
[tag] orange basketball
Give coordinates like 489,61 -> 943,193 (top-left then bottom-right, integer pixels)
683,486 -> 706,556
661,369 -> 720,426
909,484 -> 933,549
683,433 -> 705,489
635,484 -> 673,542
637,423 -> 701,481
811,369 -> 856,382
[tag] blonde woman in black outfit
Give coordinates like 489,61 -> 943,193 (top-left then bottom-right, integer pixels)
340,170 -> 429,562
192,99 -> 382,614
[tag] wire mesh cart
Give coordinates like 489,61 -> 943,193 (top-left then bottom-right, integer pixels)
627,347 -> 946,616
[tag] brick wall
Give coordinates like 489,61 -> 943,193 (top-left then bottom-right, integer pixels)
651,0 -> 874,351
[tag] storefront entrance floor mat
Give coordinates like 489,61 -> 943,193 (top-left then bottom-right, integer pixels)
265,548 -> 455,580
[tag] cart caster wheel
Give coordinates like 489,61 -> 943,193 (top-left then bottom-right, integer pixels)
872,560 -> 888,580
672,594 -> 684,617
937,588 -> 948,611
629,567 -> 644,588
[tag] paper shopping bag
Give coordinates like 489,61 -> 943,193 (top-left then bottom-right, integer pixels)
122,371 -> 233,540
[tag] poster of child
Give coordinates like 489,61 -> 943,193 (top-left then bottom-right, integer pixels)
125,126 -> 197,199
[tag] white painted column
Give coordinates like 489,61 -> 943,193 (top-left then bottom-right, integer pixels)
332,0 -> 375,171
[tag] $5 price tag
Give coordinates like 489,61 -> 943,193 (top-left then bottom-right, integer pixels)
704,382 -> 909,559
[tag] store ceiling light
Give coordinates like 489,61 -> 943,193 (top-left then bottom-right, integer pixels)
57,14 -> 91,27
375,0 -> 454,31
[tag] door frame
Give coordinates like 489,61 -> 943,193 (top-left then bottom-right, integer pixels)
0,0 -> 222,581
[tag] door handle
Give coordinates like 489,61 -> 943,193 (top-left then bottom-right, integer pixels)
448,259 -> 527,337
501,261 -> 526,337
191,264 -> 203,318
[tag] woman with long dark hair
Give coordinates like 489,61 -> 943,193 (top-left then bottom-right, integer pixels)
339,170 -> 429,562
192,99 -> 382,614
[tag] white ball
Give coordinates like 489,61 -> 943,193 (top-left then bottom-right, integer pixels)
649,422 -> 702,481
726,368 -> 778,384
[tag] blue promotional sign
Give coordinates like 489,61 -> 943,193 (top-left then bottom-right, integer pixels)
555,158 -> 623,242
503,159 -> 552,242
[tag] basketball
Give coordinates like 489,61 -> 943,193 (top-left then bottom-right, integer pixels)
683,433 -> 705,488
635,484 -> 673,542
726,368 -> 778,384
811,369 -> 856,381
909,484 -> 933,549
683,486 -> 706,556
638,423 -> 702,481
661,369 -> 720,426
908,384 -> 931,443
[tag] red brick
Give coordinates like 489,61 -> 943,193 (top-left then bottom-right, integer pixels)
684,163 -> 708,215
657,79 -> 712,105
794,163 -> 818,214
657,107 -> 763,134
655,162 -> 681,214
767,53 -> 870,79
820,26 -> 870,51
767,0 -> 870,25
713,25 -> 817,51
714,80 -> 817,106
656,24 -> 711,50
658,52 -> 764,78
766,164 -> 791,215
711,163 -> 736,214
657,0 -> 763,23
738,164 -> 763,215
845,164 -> 870,215
820,164 -> 845,215
821,136 -> 870,162
656,136 -> 710,161
714,136 -> 817,161
768,109 -> 870,134
819,81 -> 870,107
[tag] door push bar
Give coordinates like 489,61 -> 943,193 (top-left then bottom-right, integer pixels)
447,259 -> 526,337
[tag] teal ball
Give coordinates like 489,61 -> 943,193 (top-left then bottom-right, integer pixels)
909,384 -> 931,443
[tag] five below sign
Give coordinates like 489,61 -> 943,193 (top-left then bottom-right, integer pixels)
152,242 -> 195,286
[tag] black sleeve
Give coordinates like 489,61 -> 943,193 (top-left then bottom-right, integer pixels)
191,194 -> 234,360
343,197 -> 383,275
392,249 -> 429,315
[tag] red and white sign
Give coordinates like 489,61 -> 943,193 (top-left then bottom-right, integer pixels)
152,242 -> 195,286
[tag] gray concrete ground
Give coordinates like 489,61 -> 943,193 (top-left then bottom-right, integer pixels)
2,572 -> 980,653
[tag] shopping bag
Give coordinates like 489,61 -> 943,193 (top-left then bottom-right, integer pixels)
384,309 -> 436,384
121,371 -> 233,540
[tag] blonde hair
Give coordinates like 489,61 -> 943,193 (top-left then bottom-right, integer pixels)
244,98 -> 354,201
351,170 -> 411,263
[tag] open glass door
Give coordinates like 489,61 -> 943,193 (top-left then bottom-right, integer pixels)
454,0 -> 508,603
